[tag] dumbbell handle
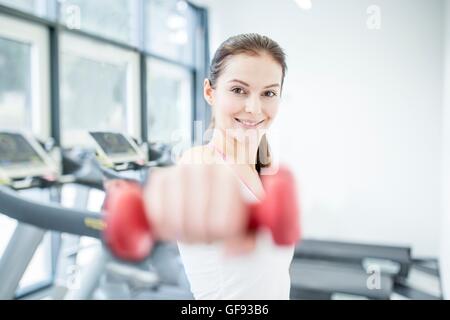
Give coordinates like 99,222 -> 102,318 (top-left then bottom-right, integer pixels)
104,166 -> 301,262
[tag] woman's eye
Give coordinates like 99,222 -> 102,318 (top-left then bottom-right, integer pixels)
231,87 -> 246,95
264,91 -> 277,98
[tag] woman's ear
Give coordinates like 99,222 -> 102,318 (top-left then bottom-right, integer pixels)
204,78 -> 214,106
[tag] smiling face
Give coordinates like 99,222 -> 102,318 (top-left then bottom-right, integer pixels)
204,52 -> 283,144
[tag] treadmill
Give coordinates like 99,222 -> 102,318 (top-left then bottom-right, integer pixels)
290,258 -> 393,300
294,239 -> 412,280
290,239 -> 442,300
0,131 -> 190,300
0,131 -> 93,299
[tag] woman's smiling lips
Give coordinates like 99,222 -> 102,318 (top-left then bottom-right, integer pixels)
234,118 -> 265,129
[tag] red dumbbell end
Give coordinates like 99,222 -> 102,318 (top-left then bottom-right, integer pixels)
260,166 -> 301,245
103,180 -> 154,262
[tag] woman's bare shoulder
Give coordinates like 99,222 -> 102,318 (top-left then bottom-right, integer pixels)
177,145 -> 217,165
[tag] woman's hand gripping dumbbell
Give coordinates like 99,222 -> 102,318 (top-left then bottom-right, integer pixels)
103,165 -> 301,262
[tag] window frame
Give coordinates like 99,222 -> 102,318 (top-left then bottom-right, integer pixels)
58,0 -> 140,46
146,56 -> 194,146
59,32 -> 141,147
0,1 -> 210,145
0,13 -> 50,139
144,0 -> 197,67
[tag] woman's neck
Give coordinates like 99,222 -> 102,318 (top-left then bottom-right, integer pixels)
209,129 -> 261,172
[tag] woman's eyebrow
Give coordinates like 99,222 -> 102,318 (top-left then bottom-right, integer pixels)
263,83 -> 281,89
228,79 -> 250,87
228,79 -> 280,89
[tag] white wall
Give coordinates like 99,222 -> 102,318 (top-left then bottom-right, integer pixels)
196,0 -> 444,257
441,0 -> 450,300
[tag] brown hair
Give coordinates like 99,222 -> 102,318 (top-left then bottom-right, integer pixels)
206,33 -> 288,174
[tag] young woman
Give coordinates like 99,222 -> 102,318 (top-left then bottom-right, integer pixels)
143,33 -> 295,299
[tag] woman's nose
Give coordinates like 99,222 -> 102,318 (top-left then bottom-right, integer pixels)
244,94 -> 263,114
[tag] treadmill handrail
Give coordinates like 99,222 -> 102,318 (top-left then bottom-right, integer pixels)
0,186 -> 102,239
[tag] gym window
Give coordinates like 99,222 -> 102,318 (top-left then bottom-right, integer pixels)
59,0 -> 140,46
145,0 -> 197,66
0,13 -> 50,138
60,32 -> 141,147
147,58 -> 193,148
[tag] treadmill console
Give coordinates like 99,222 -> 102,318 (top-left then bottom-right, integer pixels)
0,131 -> 58,183
89,132 -> 146,169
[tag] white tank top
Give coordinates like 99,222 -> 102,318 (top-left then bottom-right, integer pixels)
177,145 -> 295,300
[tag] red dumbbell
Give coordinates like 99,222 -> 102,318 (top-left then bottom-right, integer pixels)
103,166 -> 301,262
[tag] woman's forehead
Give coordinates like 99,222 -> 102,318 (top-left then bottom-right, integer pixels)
220,53 -> 283,86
